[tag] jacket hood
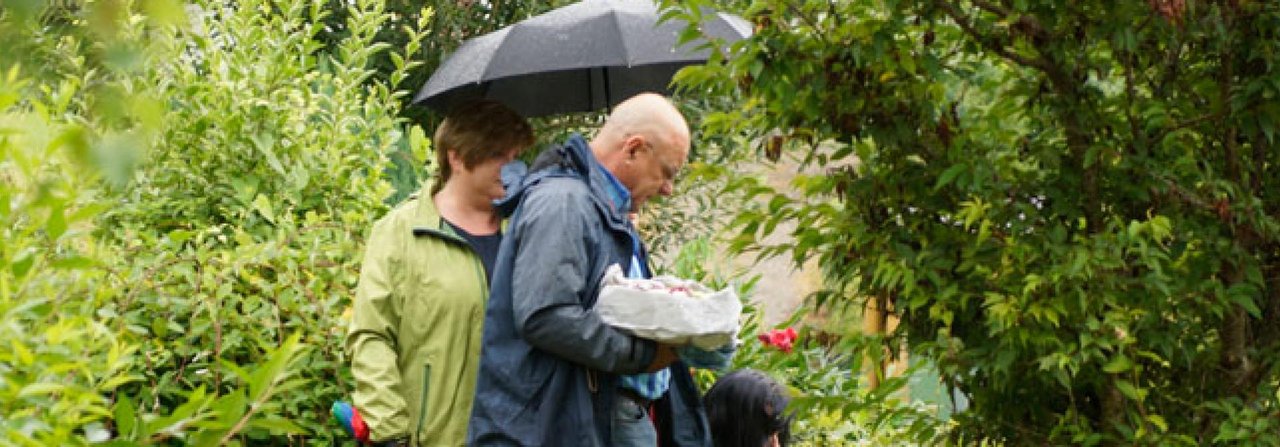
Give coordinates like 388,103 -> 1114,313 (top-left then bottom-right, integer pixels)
494,134 -> 630,232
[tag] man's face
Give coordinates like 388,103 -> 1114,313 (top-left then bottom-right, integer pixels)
625,135 -> 687,211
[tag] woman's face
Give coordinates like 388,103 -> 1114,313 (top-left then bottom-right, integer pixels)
449,147 -> 519,201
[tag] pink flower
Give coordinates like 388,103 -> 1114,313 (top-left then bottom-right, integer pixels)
757,327 -> 798,353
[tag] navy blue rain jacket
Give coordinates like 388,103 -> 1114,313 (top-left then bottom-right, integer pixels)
467,135 -> 711,446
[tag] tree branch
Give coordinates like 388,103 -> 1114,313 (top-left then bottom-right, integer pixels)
218,381 -> 277,446
935,1 -> 1055,75
1154,179 -> 1216,212
783,0 -> 830,46
969,0 -> 1050,41
1122,47 -> 1146,155
968,0 -> 1010,17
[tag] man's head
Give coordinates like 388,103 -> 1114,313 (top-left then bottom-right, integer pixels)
432,99 -> 535,195
589,93 -> 690,211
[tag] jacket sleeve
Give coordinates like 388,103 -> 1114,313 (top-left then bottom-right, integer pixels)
511,185 -> 657,374
345,217 -> 410,441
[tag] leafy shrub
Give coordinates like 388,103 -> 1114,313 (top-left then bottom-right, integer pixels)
669,239 -> 944,446
95,0 -> 430,443
667,0 -> 1280,444
2,0 -> 429,443
0,63 -> 142,444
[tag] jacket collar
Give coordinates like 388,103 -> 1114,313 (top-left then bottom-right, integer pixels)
412,181 -> 509,241
594,161 -> 632,214
408,182 -> 467,243
495,134 -> 632,232
411,182 -> 445,231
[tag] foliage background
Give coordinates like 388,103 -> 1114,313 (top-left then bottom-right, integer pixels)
668,0 -> 1280,444
2,0 -> 427,442
8,0 -> 1280,445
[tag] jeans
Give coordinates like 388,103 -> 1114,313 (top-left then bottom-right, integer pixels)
611,394 -> 656,447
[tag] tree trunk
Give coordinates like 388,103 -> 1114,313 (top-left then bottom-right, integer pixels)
1220,264 -> 1253,393
864,292 -> 889,389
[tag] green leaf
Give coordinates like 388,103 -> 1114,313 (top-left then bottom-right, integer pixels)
10,248 -> 36,278
99,374 -> 142,391
190,430 -> 227,447
141,0 -> 188,26
247,415 -> 304,434
19,382 -> 66,397
220,360 -> 252,386
1244,262 -> 1263,286
168,229 -> 195,244
151,317 -> 168,337
68,202 -> 109,224
248,333 -> 303,403
1227,283 -> 1263,318
12,339 -> 34,365
1115,380 -> 1143,402
250,132 -> 286,176
1103,354 -> 1134,374
52,255 -> 96,270
46,206 -> 67,239
144,386 -> 209,438
212,387 -> 248,422
934,163 -> 965,191
1147,414 -> 1168,432
409,124 -> 431,165
114,394 -> 136,439
252,194 -> 276,224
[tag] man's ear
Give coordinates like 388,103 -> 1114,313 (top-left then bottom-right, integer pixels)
623,136 -> 643,159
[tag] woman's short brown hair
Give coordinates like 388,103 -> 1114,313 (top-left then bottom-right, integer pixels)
431,100 -> 534,192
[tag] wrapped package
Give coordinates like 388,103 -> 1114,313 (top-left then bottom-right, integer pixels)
595,264 -> 742,350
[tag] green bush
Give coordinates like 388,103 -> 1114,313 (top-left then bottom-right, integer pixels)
98,0 -> 430,443
2,0 -> 429,443
668,0 -> 1280,444
0,63 -> 142,444
668,239 -> 944,446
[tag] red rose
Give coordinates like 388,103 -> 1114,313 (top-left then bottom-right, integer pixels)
758,327 -> 798,353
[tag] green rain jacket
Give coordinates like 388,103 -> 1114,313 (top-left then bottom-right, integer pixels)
346,185 -> 489,446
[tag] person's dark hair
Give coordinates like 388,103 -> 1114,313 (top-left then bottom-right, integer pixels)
704,369 -> 792,447
430,99 -> 534,194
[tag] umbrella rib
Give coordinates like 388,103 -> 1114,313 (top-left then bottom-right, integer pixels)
610,8 -> 634,68
602,7 -> 631,110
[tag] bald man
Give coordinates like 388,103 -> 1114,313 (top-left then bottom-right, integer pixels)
468,93 -> 714,446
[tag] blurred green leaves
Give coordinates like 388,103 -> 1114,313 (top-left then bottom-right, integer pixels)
2,0 -> 428,443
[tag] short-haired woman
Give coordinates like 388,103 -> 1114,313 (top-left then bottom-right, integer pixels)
347,100 -> 534,447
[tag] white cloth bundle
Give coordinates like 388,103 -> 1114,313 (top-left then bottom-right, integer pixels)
594,264 -> 741,350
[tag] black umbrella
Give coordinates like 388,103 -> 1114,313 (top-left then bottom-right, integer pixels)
412,0 -> 752,117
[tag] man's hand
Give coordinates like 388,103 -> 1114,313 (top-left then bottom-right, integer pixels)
645,343 -> 679,372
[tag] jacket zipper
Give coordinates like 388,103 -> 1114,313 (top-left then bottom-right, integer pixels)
410,222 -> 488,444
416,362 -> 430,445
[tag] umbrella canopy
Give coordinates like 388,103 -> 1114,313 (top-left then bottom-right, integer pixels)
412,0 -> 752,117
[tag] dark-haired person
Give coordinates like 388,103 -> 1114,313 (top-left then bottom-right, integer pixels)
346,100 -> 534,447
704,369 -> 792,447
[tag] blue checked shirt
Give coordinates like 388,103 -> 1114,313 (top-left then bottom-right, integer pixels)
595,163 -> 671,401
